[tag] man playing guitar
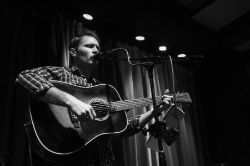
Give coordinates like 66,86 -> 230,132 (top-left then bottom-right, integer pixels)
15,29 -> 177,166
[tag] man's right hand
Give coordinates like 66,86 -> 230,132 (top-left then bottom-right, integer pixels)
67,98 -> 97,122
39,87 -> 97,122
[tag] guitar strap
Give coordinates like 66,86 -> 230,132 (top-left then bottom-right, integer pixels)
24,121 -> 33,166
24,100 -> 33,166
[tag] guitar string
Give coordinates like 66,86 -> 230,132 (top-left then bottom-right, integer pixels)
111,97 -> 161,110
91,97 -> 162,113
90,94 -> 188,115
101,98 -> 159,110
110,95 -> 188,110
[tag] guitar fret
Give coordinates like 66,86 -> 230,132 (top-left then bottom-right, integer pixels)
110,96 -> 163,111
112,101 -> 130,110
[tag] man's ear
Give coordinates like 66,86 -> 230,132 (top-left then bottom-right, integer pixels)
69,48 -> 76,57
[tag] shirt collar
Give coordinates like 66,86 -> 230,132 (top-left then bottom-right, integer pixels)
67,65 -> 100,85
70,65 -> 95,81
70,65 -> 83,77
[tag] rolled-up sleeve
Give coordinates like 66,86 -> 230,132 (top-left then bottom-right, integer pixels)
15,67 -> 59,100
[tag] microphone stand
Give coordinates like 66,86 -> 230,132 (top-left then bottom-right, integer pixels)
143,61 -> 168,166
124,55 -> 170,166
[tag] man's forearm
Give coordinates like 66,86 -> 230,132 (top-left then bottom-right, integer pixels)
38,87 -> 77,108
38,87 -> 96,120
138,102 -> 171,128
137,109 -> 155,128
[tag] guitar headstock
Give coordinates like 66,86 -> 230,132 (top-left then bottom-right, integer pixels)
175,92 -> 192,103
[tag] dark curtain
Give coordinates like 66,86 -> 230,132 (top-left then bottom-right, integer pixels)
0,1 -> 73,165
0,1 -> 36,165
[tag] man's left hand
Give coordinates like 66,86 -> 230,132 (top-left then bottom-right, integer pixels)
157,89 -> 173,113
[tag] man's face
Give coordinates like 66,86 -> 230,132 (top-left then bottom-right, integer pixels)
71,35 -> 100,70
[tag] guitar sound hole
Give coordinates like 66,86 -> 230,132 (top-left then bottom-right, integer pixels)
89,98 -> 110,121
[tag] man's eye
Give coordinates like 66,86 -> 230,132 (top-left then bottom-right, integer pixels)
86,44 -> 93,48
86,44 -> 99,50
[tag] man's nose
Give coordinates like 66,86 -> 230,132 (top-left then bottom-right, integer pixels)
93,47 -> 99,53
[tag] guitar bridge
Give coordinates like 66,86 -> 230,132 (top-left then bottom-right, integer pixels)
68,110 -> 80,128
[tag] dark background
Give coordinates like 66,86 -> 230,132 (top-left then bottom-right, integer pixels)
1,0 -> 250,166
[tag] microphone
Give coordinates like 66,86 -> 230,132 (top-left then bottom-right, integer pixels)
94,48 -> 123,60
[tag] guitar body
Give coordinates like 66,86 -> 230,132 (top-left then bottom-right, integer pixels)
27,81 -> 127,161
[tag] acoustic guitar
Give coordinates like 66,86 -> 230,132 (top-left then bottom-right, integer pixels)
26,80 -> 192,161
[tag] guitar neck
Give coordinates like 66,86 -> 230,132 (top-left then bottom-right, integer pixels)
110,92 -> 192,112
110,96 -> 162,112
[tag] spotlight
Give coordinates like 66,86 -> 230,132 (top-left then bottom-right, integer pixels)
178,54 -> 186,57
159,46 -> 167,51
83,14 -> 93,20
135,36 -> 145,41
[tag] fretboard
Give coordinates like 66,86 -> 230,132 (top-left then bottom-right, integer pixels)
109,92 -> 192,112
110,96 -> 162,112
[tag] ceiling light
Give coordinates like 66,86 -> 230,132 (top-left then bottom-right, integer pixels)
135,36 -> 145,41
159,46 -> 167,51
178,54 -> 186,57
83,14 -> 93,20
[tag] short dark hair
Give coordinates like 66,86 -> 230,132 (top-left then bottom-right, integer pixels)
69,28 -> 100,50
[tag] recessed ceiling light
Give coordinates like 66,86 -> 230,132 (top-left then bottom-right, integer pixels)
178,54 -> 186,57
159,46 -> 167,51
83,14 -> 93,20
135,36 -> 145,41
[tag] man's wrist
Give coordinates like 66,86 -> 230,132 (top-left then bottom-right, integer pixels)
148,109 -> 162,118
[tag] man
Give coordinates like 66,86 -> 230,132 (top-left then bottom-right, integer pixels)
15,29 -> 176,166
